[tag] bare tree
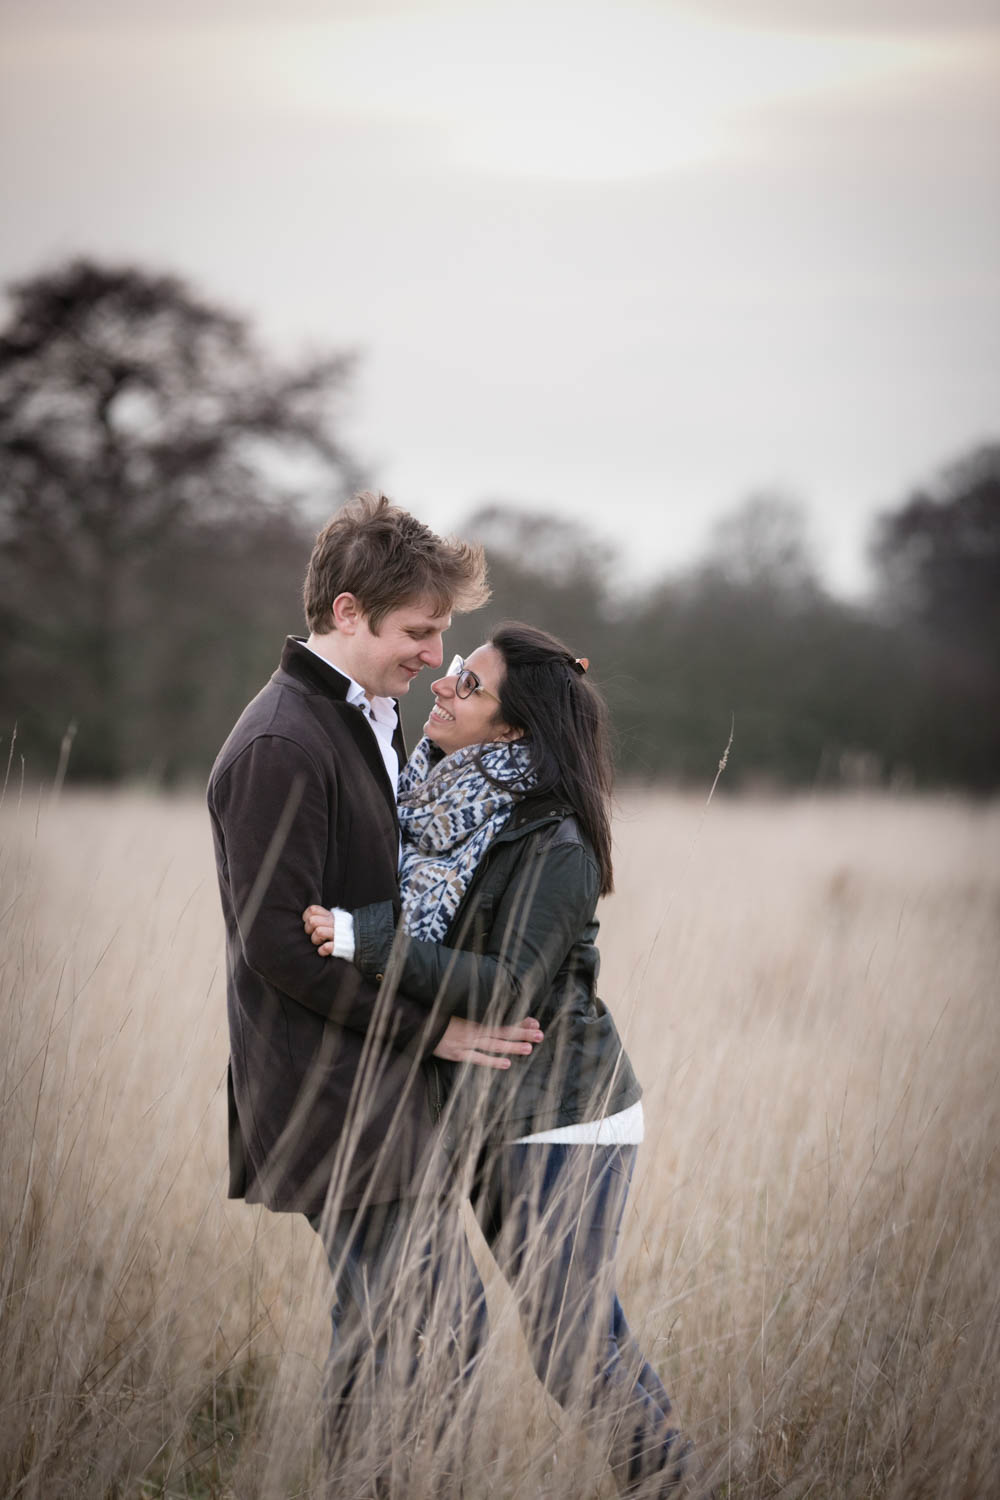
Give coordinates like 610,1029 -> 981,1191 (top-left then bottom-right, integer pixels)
871,444 -> 1000,788
872,444 -> 1000,654
0,258 -> 360,779
701,490 -> 820,604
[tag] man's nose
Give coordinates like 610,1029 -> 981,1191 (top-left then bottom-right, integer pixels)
420,635 -> 444,668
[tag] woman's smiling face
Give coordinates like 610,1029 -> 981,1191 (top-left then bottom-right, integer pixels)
424,643 -> 516,755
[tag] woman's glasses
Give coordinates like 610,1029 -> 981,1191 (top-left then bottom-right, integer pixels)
446,654 -> 501,703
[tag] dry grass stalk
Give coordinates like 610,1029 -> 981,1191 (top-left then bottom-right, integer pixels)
0,788 -> 998,1498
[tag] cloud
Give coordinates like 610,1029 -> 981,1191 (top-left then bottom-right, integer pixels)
5,0 -> 999,25
671,0 -> 1000,34
16,2 -> 960,186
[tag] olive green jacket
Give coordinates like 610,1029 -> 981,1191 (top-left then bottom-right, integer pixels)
355,793 -> 641,1141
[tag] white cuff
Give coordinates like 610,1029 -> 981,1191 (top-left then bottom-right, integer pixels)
328,907 -> 356,963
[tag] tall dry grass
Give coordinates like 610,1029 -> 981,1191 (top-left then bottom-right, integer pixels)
1,786 -> 998,1498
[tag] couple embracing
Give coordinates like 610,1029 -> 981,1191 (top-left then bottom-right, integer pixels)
208,492 -> 691,1495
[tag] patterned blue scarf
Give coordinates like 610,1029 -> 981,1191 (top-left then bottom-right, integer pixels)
397,736 -> 536,942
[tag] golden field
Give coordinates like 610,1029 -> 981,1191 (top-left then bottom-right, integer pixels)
1,787 -> 998,1498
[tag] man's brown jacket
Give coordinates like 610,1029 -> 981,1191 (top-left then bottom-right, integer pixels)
207,637 -> 446,1216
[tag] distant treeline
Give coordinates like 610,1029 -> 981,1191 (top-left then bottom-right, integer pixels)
1,259 -> 998,792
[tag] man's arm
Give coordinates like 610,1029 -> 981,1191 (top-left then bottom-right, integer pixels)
213,733 -> 445,1055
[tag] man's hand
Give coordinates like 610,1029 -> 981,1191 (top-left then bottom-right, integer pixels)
303,903 -> 335,955
433,1015 -> 544,1070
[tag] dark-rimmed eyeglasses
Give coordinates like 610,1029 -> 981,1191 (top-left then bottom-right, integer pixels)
446,654 -> 501,703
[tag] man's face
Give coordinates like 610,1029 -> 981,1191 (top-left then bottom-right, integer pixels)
350,597 -> 451,699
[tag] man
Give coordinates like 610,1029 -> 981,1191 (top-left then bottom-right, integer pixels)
207,492 -> 539,1448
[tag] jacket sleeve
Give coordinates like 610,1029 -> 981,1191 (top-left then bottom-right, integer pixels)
352,837 -> 600,1024
212,734 -> 448,1055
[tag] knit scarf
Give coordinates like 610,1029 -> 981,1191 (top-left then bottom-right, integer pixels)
397,736 -> 535,942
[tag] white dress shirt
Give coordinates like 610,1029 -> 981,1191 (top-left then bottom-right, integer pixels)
303,640 -> 399,961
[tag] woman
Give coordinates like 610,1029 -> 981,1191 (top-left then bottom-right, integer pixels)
303,623 -> 690,1495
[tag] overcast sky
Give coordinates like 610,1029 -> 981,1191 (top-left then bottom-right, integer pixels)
2,0 -> 998,594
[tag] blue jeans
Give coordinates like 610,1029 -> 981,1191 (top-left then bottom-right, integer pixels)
308,1191 -> 487,1454
471,1142 -> 689,1495
310,1145 -> 687,1494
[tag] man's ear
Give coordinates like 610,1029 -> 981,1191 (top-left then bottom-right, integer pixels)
331,593 -> 361,634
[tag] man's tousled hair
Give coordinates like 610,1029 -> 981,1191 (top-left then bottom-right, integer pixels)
304,492 -> 489,634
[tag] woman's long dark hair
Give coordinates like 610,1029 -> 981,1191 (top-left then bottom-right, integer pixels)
488,622 -> 615,895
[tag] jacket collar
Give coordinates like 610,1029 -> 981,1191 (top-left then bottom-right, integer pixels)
274,636 -> 354,701
272,636 -> 407,817
504,790 -> 573,836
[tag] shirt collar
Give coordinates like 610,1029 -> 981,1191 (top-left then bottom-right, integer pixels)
366,694 -> 399,730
